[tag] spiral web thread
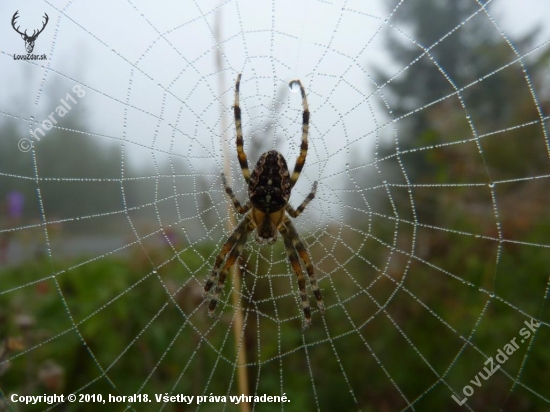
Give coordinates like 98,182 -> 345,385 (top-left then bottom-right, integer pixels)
0,0 -> 549,410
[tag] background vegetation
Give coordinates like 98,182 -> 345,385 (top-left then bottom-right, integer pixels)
1,0 -> 549,410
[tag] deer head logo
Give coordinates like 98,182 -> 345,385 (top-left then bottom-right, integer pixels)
12,11 -> 49,54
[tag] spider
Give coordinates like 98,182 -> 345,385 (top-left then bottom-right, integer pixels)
203,74 -> 324,328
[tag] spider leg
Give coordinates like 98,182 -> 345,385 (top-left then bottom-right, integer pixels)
286,181 -> 317,218
208,221 -> 253,316
221,173 -> 251,214
204,214 -> 251,297
279,221 -> 312,328
234,73 -> 250,184
284,217 -> 324,313
289,79 -> 309,189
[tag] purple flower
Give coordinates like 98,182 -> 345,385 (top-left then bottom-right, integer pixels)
6,191 -> 24,220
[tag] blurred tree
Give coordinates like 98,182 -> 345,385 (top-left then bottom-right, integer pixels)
0,78 -> 198,235
375,0 -> 541,136
347,3 -> 550,409
371,0 -> 549,219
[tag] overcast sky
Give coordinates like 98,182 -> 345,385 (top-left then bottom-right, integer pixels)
1,0 -> 549,192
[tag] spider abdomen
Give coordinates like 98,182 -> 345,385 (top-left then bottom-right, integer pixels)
248,150 -> 291,213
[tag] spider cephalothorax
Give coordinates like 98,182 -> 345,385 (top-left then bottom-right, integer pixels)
203,74 -> 324,328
